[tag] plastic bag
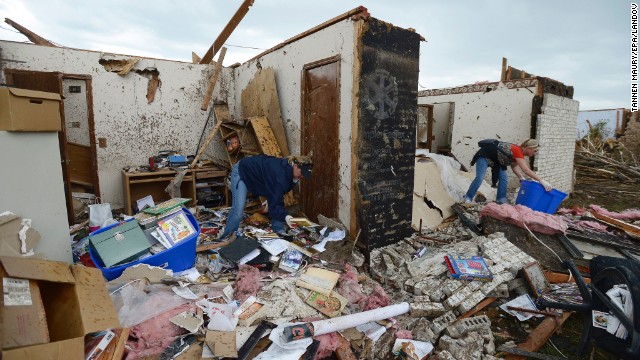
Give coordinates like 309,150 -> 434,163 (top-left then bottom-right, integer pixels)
110,282 -> 191,327
89,202 -> 113,232
196,299 -> 239,331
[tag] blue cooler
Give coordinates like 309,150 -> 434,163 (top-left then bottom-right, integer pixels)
515,180 -> 568,214
89,207 -> 200,281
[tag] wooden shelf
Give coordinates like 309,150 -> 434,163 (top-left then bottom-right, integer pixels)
122,167 -> 228,215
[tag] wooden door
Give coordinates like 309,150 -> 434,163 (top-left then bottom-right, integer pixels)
5,70 -> 75,224
301,56 -> 340,221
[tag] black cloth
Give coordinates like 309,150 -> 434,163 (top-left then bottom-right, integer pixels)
238,155 -> 296,222
471,139 -> 514,185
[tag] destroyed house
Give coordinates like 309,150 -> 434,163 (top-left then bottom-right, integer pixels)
417,60 -> 579,194
0,6 -> 421,259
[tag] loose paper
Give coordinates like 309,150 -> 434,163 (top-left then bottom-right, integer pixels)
3,278 -> 32,306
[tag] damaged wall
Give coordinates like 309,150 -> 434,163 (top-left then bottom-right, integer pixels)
534,94 -> 579,193
233,17 -> 357,227
418,80 -> 538,189
62,78 -> 90,146
355,18 -> 420,249
0,41 -> 233,207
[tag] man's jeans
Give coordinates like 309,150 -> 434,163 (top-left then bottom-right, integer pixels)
220,163 -> 247,239
465,157 -> 508,204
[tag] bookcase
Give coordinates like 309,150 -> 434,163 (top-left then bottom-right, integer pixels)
122,167 -> 228,215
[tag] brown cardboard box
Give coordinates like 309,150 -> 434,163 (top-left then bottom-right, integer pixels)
0,256 -> 120,359
0,87 -> 61,131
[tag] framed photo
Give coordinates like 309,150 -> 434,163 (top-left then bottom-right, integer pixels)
522,261 -> 551,297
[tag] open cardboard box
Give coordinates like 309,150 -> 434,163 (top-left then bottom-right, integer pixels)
0,256 -> 120,359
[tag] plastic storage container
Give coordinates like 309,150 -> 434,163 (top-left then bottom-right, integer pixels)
515,180 -> 568,214
89,207 -> 200,281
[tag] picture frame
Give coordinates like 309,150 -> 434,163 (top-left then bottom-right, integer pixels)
522,261 -> 551,297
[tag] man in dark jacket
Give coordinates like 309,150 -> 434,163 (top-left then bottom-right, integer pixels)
219,154 -> 312,239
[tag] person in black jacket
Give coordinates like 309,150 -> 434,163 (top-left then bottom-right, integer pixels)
219,154 -> 312,239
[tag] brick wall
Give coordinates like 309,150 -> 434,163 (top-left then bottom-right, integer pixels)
535,94 -> 579,193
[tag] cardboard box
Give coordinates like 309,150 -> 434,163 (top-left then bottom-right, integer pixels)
0,256 -> 120,359
0,87 -> 62,131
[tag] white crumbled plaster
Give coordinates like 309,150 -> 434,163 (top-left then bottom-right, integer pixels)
233,18 -> 356,227
535,93 -> 579,193
0,40 -> 233,207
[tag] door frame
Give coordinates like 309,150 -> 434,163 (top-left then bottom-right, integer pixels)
417,104 -> 434,150
300,54 -> 341,218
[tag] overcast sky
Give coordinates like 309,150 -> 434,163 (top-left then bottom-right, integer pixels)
0,0 -> 633,110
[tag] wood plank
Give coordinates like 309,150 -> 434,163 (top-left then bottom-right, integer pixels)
213,104 -> 232,122
459,297 -> 497,319
66,142 -> 93,187
5,18 -> 58,47
501,57 -> 507,82
201,47 -> 227,111
197,241 -> 229,252
544,271 -> 590,284
191,52 -> 202,64
199,0 -> 254,64
240,68 -> 290,156
591,212 -> 640,238
505,312 -> 571,360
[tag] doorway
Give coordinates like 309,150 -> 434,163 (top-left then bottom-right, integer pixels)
4,70 -> 99,224
301,56 -> 340,221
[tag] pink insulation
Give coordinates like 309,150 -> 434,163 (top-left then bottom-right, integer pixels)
313,332 -> 341,360
589,205 -> 640,221
234,264 -> 262,302
396,329 -> 413,339
125,303 -> 196,359
360,283 -> 390,311
573,220 -> 609,232
336,264 -> 367,306
480,203 -> 568,235
557,207 -> 586,216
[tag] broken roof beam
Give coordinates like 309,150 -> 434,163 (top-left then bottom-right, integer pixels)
199,0 -> 254,64
5,18 -> 58,47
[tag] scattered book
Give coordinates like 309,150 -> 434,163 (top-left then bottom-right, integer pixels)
592,310 -> 610,330
143,198 -> 190,215
157,209 -> 196,246
444,254 -> 493,281
279,247 -> 304,273
289,217 -> 316,227
296,267 -> 340,295
84,329 -> 115,360
304,290 -> 347,318
238,302 -> 268,326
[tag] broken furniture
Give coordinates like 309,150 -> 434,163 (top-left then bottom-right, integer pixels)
538,257 -> 640,359
122,167 -> 228,215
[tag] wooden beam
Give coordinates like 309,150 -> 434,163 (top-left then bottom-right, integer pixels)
591,211 -> 640,238
201,47 -> 227,111
199,0 -> 254,64
459,297 -> 497,319
544,271 -> 590,284
5,18 -> 57,47
501,57 -> 507,82
192,51 -> 202,64
505,312 -> 572,360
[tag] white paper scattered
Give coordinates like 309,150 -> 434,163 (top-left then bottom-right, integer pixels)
223,284 -> 235,302
312,229 -> 346,252
173,268 -> 202,283
500,294 -> 543,321
239,248 -> 261,264
197,299 -> 239,331
391,339 -> 434,358
253,343 -> 307,360
260,239 -> 290,256
3,278 -> 32,306
356,322 -> 387,342
136,195 -> 155,212
606,284 -> 633,339
172,286 -> 199,300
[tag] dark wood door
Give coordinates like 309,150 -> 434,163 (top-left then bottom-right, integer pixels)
301,57 -> 340,221
5,70 -> 74,224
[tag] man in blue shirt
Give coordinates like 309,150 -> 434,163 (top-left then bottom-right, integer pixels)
219,154 -> 313,239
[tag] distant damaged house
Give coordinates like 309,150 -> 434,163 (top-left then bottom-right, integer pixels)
417,60 -> 579,195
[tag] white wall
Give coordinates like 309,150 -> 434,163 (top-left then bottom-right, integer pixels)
419,81 -> 537,188
431,102 -> 453,151
233,18 -> 357,227
0,132 -> 71,263
535,94 -> 580,193
0,41 -> 232,207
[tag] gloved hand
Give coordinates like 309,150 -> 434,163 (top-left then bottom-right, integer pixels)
539,179 -> 552,191
285,215 -> 293,227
